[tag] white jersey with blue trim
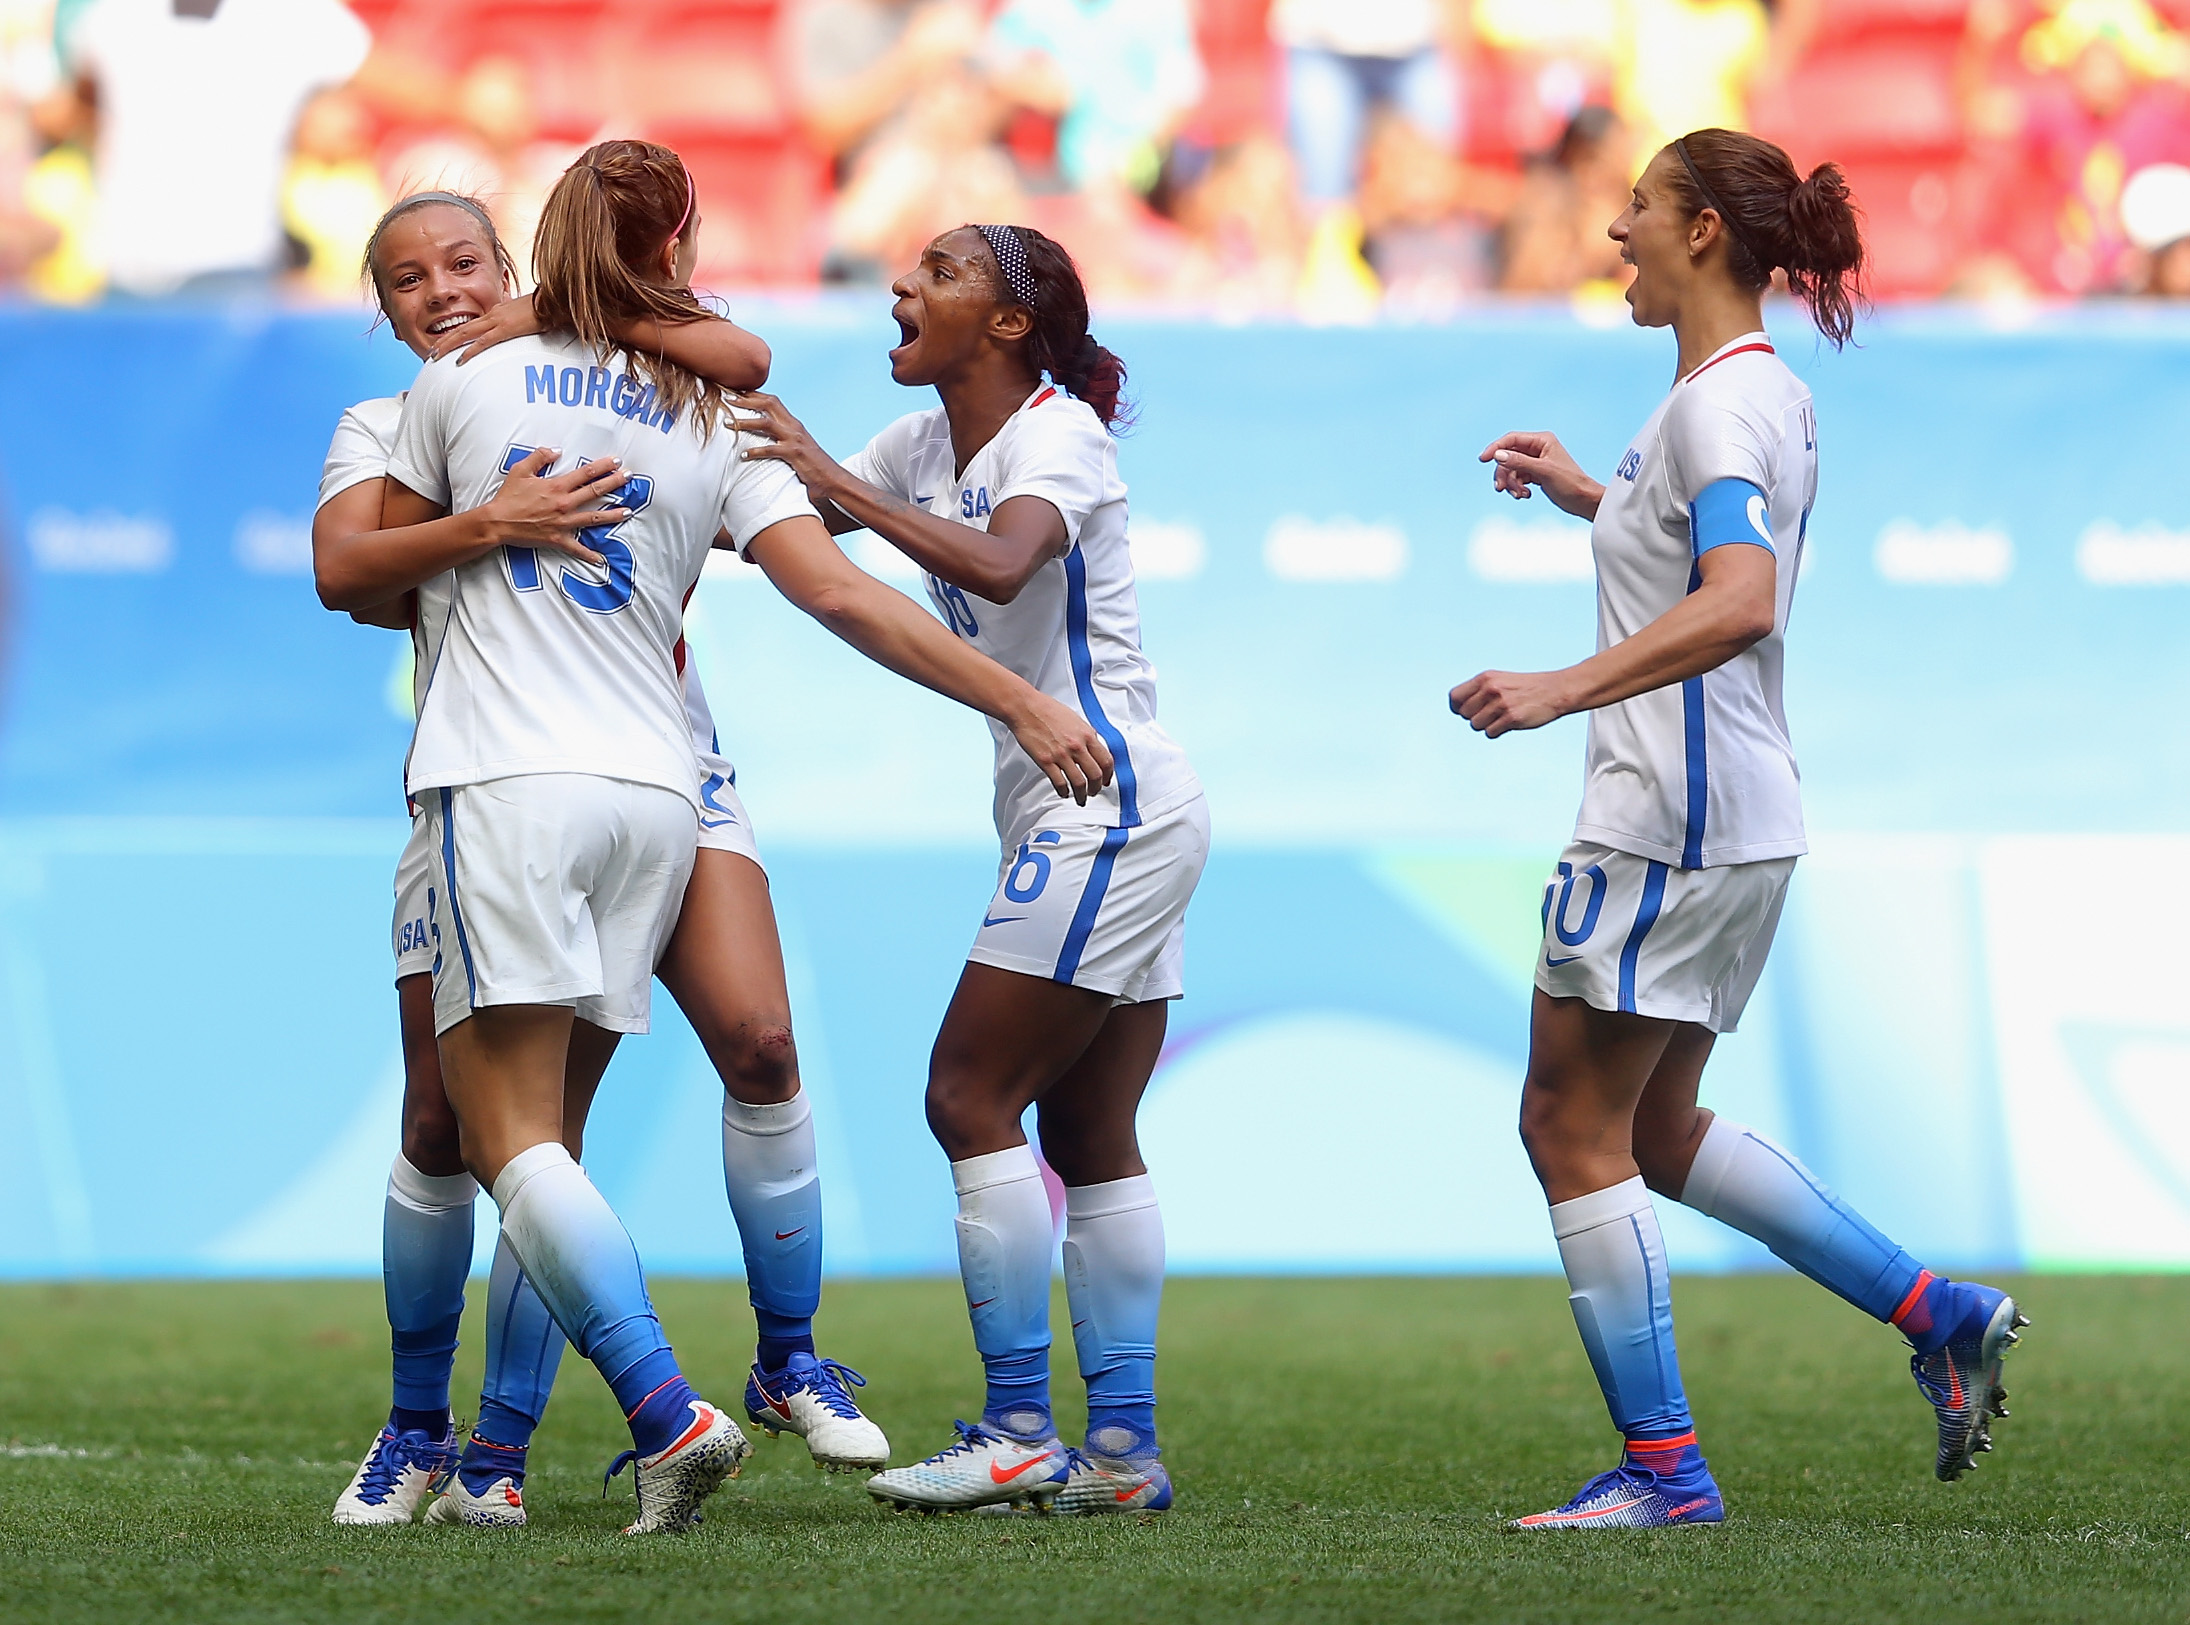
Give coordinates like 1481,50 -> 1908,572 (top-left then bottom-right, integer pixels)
1578,331 -> 1815,870
844,385 -> 1200,841
385,335 -> 814,808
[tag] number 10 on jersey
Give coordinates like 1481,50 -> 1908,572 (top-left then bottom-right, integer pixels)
498,442 -> 651,614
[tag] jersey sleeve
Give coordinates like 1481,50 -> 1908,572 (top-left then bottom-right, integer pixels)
318,405 -> 393,509
1661,383 -> 1776,508
840,413 -> 919,502
991,401 -> 1110,546
383,361 -> 455,509
720,440 -> 821,556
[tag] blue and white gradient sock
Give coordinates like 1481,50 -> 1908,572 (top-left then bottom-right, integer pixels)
721,1091 -> 822,1374
1062,1174 -> 1163,1462
1551,1176 -> 1695,1446
383,1155 -> 477,1436
491,1143 -> 697,1458
1681,1117 -> 1930,1337
952,1144 -> 1056,1441
459,1233 -> 568,1493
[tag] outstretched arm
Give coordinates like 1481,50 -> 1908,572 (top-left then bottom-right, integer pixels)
437,294 -> 772,391
1450,541 -> 1777,736
732,390 -> 1065,602
314,450 -> 630,613
741,515 -> 1112,801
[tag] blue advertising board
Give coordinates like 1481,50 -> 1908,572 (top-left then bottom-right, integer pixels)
0,300 -> 2185,1277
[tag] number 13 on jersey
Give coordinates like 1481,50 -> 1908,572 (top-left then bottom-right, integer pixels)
497,442 -> 652,614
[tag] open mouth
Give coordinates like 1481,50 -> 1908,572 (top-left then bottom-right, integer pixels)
889,306 -> 921,354
427,312 -> 478,335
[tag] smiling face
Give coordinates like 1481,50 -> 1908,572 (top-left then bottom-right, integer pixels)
886,227 -> 1031,387
1608,149 -> 1708,330
371,203 -> 508,359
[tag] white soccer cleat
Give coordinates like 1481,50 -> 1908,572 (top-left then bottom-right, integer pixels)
745,1354 -> 891,1471
331,1423 -> 460,1526
976,1448 -> 1174,1517
423,1473 -> 528,1528
866,1420 -> 1068,1513
605,1399 -> 750,1535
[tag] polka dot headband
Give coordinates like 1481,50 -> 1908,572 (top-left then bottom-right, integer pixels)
975,223 -> 1039,308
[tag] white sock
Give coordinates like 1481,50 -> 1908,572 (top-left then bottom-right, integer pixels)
491,1143 -> 670,1389
1549,1176 -> 1693,1441
1062,1174 -> 1163,1459
720,1091 -> 822,1358
952,1144 -> 1055,1437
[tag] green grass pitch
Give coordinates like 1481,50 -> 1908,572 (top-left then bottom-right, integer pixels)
1,1274 -> 2183,1623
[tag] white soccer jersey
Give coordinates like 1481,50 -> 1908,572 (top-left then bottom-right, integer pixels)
385,335 -> 815,808
1577,332 -> 1816,870
319,393 -> 455,721
843,385 -> 1200,840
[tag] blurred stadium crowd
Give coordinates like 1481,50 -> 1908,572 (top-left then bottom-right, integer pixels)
0,0 -> 2186,312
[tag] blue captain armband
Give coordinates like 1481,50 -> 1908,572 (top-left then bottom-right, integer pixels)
1688,478 -> 1774,557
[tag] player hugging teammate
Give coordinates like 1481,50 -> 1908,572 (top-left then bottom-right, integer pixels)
313,146 -> 1109,1534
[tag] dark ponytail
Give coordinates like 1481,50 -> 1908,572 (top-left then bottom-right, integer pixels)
976,225 -> 1131,429
1663,128 -> 1867,349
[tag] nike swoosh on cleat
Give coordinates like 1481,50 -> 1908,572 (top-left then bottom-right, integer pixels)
1546,955 -> 1582,967
969,1297 -> 996,1310
982,915 -> 1027,928
1116,1480 -> 1150,1502
989,1452 -> 1055,1484
774,1229 -> 804,1241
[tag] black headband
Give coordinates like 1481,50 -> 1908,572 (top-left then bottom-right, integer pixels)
975,223 -> 1039,307
1673,137 -> 1769,272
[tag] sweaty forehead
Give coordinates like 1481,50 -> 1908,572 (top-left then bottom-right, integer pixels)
928,228 -> 990,270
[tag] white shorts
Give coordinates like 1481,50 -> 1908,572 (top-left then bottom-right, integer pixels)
1534,840 -> 1794,1034
968,793 -> 1209,1003
422,774 -> 698,1038
695,753 -> 764,870
393,815 -> 436,983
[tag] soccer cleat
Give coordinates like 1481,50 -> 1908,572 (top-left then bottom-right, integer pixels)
865,1420 -> 1068,1513
423,1474 -> 528,1528
977,1448 -> 1173,1517
603,1399 -> 750,1534
1911,1284 -> 2027,1481
331,1423 -> 461,1526
1509,1462 -> 1724,1530
745,1353 -> 891,1471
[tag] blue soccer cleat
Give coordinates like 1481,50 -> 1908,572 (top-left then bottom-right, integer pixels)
1510,1436 -> 1723,1531
331,1420 -> 461,1525
745,1353 -> 890,1472
1909,1282 -> 2027,1481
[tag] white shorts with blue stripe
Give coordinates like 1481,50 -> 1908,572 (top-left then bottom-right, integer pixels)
421,774 -> 697,1039
1534,840 -> 1794,1034
967,792 -> 1209,1003
393,815 -> 437,983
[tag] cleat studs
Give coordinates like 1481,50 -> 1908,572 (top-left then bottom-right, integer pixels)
2014,1314 -> 2030,1328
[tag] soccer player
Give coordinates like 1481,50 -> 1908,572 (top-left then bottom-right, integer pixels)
1455,129 -> 2027,1530
317,151 -> 1111,1533
318,194 -> 893,1531
731,225 -> 1207,1515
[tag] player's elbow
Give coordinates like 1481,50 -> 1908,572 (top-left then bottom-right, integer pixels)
1726,598 -> 1776,648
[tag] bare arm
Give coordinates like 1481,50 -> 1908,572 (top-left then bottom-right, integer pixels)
743,514 -> 1112,800
1449,544 -> 1778,736
314,450 -> 629,613
732,390 -> 1066,602
437,295 -> 772,392
1479,429 -> 1604,520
